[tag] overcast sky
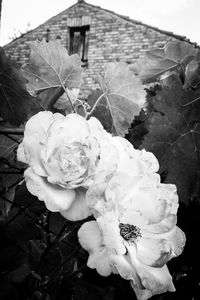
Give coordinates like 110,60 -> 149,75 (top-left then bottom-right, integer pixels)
0,0 -> 199,46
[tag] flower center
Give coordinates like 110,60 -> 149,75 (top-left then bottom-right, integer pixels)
119,223 -> 142,242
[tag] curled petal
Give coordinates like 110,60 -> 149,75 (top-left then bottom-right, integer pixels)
78,221 -> 113,276
87,116 -> 104,131
169,226 -> 186,257
140,149 -> 159,174
19,111 -> 58,176
24,167 -> 75,212
97,213 -> 126,255
23,134 -> 47,176
60,188 -> 91,221
78,221 -> 103,251
24,111 -> 54,136
17,142 -> 28,164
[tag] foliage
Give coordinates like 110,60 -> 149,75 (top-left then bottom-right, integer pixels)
130,41 -> 200,205
0,47 -> 38,126
133,41 -> 198,83
87,62 -> 146,136
1,39 -> 200,299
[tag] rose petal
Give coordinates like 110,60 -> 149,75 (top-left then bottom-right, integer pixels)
24,167 -> 76,212
137,226 -> 185,267
128,184 -> 178,225
78,221 -> 113,276
136,237 -> 172,267
140,149 -> 160,174
60,188 -> 91,221
111,137 -> 143,176
111,251 -> 143,288
105,173 -> 143,209
20,111 -> 57,176
86,170 -> 114,216
17,142 -> 28,164
78,221 -> 103,250
97,213 -> 126,255
23,134 -> 47,176
127,245 -> 175,298
24,111 -> 54,136
130,284 -> 153,300
44,114 -> 90,161
141,214 -> 177,234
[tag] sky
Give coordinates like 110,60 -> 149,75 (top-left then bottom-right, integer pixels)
0,0 -> 200,46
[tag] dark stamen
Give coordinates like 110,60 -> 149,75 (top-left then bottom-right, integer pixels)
119,223 -> 142,242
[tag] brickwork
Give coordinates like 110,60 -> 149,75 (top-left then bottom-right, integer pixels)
4,0 -> 190,98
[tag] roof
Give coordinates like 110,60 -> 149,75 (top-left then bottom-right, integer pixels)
4,0 -> 199,48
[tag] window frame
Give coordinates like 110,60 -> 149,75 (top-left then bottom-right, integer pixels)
68,25 -> 90,66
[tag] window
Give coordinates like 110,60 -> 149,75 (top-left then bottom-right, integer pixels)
69,25 -> 89,65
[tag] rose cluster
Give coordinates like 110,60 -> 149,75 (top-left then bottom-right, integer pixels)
18,112 -> 186,300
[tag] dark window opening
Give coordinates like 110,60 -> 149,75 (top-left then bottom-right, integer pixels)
69,25 -> 89,66
45,29 -> 50,42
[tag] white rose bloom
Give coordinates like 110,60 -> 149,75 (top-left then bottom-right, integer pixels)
78,154 -> 186,300
17,111 -> 121,220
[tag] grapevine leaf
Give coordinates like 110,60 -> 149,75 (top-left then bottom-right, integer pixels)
91,62 -> 146,136
0,47 -> 37,126
22,40 -> 82,97
53,88 -> 79,113
87,89 -> 113,133
37,86 -> 64,111
185,59 -> 200,89
134,41 -> 198,83
140,75 -> 200,204
128,111 -> 148,149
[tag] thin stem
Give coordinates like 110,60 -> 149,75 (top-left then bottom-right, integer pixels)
76,98 -> 88,117
85,91 -> 107,119
182,96 -> 200,107
61,84 -> 76,113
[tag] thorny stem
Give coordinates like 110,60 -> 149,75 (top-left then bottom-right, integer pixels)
85,91 -> 107,119
62,84 -> 76,113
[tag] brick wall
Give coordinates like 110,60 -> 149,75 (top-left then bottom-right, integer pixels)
4,1 -> 178,98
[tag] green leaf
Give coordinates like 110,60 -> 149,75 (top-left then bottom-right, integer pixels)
90,62 -> 146,136
22,40 -> 83,96
134,41 -> 198,83
140,75 -> 200,204
0,48 -> 38,126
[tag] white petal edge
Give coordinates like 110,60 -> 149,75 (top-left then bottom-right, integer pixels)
24,167 -> 76,212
